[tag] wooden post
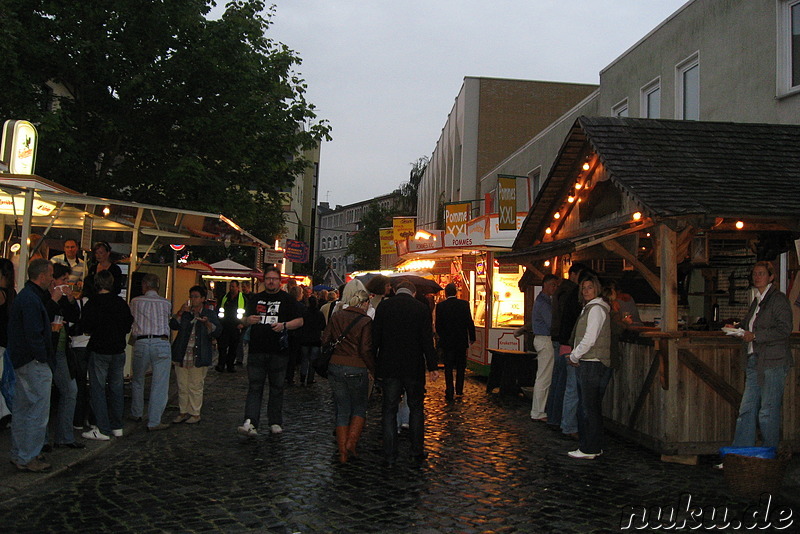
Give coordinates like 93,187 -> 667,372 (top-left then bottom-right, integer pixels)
657,224 -> 693,463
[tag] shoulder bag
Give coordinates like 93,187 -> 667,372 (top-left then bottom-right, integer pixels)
315,314 -> 366,378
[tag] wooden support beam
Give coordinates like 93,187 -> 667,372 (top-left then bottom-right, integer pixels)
658,224 -> 678,332
602,238 -> 661,295
678,349 -> 742,408
628,353 -> 661,429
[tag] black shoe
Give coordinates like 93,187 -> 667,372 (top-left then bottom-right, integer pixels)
445,393 -> 454,402
215,366 -> 225,373
41,444 -> 53,453
234,361 -> 243,366
226,367 -> 235,373
55,442 -> 86,449
127,416 -> 142,423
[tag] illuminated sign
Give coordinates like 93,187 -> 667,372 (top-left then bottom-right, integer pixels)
379,228 -> 395,255
497,175 -> 518,230
0,194 -> 55,216
1,120 -> 38,175
170,244 -> 186,251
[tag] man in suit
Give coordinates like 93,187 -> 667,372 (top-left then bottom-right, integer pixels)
373,280 -> 438,467
435,283 -> 476,401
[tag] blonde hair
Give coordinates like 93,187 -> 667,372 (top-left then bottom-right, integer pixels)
348,289 -> 370,307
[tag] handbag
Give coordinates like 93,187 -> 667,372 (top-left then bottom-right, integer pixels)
315,314 -> 366,378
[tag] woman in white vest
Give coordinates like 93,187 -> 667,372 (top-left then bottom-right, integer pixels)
565,272 -> 612,460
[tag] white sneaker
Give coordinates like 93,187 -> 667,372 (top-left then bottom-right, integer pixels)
567,448 -> 602,460
111,429 -> 123,437
82,428 -> 111,441
237,419 -> 258,437
270,424 -> 283,434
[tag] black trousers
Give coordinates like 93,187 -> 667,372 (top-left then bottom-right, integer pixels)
381,377 -> 426,460
442,348 -> 467,397
217,324 -> 241,370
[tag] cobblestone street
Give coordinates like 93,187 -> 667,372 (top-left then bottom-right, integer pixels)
0,368 -> 797,533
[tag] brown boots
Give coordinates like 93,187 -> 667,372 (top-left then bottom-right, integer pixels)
335,416 -> 366,464
335,426 -> 349,463
346,416 -> 366,458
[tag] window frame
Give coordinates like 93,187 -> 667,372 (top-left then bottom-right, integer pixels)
640,77 -> 661,119
612,98 -> 629,118
675,52 -> 700,120
777,0 -> 800,97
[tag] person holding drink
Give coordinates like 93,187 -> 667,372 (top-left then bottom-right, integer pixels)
170,286 -> 221,424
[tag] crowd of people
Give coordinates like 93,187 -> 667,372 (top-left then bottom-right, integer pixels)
0,239 -> 791,472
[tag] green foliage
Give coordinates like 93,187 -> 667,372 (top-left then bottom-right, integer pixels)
0,0 -> 330,243
347,203 -> 392,271
395,156 -> 427,216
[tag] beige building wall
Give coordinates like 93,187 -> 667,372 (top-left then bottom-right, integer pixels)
480,0 -> 800,215
418,77 -> 598,230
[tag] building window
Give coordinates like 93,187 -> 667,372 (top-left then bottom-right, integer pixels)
676,53 -> 700,120
640,78 -> 661,118
778,0 -> 800,96
612,99 -> 629,117
527,167 -> 541,207
331,257 -> 337,270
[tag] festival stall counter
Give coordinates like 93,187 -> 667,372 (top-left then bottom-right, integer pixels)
501,117 -> 800,460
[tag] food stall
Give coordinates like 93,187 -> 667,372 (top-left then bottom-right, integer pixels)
501,116 -> 800,459
398,211 -> 529,375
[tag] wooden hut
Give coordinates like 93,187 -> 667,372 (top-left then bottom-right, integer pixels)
501,116 -> 800,461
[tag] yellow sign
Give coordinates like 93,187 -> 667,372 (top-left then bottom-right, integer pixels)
498,175 -> 517,231
392,217 -> 415,242
379,228 -> 396,254
445,202 -> 471,237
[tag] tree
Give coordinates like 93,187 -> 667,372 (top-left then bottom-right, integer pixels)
347,203 -> 392,271
396,156 -> 427,215
0,0 -> 330,242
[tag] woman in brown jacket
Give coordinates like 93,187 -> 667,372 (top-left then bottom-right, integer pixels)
321,289 -> 375,463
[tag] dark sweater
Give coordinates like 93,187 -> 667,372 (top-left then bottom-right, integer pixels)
83,292 -> 134,354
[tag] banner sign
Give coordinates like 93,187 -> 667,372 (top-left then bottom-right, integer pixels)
284,239 -> 309,263
393,217 -> 415,242
445,202 -> 470,237
498,175 -> 518,230
379,228 -> 395,255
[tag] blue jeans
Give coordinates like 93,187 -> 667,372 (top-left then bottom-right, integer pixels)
52,350 -> 77,444
299,345 -> 320,385
10,360 -> 52,464
576,361 -> 613,454
732,353 -> 789,448
546,342 -> 566,426
89,352 -> 125,435
131,339 -> 172,427
245,352 -> 288,428
328,364 -> 369,426
561,365 -> 579,434
381,377 -> 426,460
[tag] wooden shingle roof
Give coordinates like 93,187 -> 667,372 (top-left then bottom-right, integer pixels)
512,117 -> 800,251
580,116 -> 800,219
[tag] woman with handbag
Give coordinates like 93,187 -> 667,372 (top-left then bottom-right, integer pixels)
321,289 -> 374,463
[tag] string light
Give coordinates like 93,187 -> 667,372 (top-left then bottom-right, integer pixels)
633,212 -> 642,221
567,196 -> 575,203
582,162 -> 590,171
545,227 -> 552,235
574,182 -> 582,190
735,221 -> 744,230
544,260 -> 551,267
553,212 -> 561,219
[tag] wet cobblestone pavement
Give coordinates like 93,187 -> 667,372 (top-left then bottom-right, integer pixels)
0,368 -> 798,533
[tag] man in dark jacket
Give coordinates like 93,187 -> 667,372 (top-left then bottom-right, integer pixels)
435,283 -> 475,401
546,262 -> 587,435
8,259 -> 55,472
373,280 -> 438,467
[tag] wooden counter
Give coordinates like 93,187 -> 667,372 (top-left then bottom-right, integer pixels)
603,331 -> 800,456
